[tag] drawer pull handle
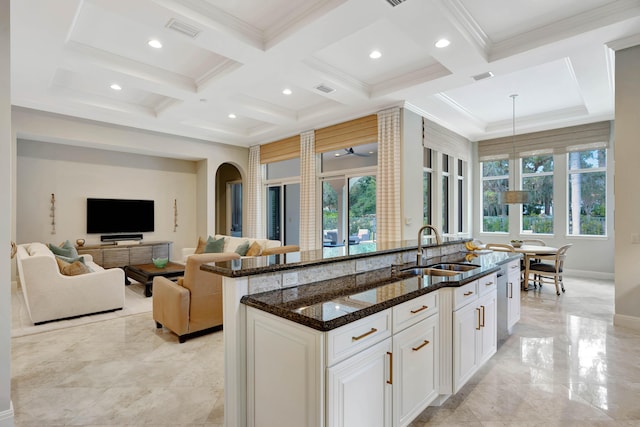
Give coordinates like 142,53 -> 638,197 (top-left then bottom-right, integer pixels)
476,308 -> 481,330
464,291 -> 474,296
412,340 -> 430,352
410,305 -> 429,314
386,351 -> 393,384
508,282 -> 513,299
485,281 -> 494,286
352,328 -> 377,341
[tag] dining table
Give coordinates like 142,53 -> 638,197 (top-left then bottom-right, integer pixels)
479,244 -> 559,290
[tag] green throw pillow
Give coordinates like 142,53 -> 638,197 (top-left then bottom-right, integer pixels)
235,240 -> 250,256
48,241 -> 79,258
204,236 -> 225,253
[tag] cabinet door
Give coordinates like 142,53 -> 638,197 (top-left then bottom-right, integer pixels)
129,246 -> 152,265
507,263 -> 521,330
478,292 -> 497,365
452,302 -> 479,392
392,315 -> 439,427
327,338 -> 392,427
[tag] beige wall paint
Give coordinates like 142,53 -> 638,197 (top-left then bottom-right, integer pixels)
614,44 -> 640,329
16,140 -> 198,260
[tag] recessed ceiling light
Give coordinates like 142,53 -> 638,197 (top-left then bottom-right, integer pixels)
282,88 -> 292,95
334,153 -> 340,157
369,50 -> 382,59
435,38 -> 450,48
228,113 -> 236,119
110,83 -> 122,91
148,39 -> 163,49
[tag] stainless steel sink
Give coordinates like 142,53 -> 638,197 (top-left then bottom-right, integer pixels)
400,267 -> 462,277
397,262 -> 480,277
427,263 -> 480,272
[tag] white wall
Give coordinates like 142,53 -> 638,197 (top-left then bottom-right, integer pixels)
12,107 -> 249,255
0,0 -> 13,423
17,140 -> 197,260
614,44 -> 640,330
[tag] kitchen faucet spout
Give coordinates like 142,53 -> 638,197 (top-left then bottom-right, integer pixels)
417,225 -> 442,265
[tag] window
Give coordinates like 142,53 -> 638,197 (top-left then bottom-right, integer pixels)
320,143 -> 377,246
568,149 -> 606,236
423,148 -> 432,225
442,154 -> 450,234
265,158 -> 301,244
481,160 -> 509,232
457,159 -> 465,233
521,154 -> 554,234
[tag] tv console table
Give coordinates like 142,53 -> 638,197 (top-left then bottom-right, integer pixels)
76,241 -> 173,269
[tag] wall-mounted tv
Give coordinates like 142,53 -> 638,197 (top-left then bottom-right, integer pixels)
86,198 -> 154,234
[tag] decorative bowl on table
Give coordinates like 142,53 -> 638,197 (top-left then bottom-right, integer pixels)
510,240 -> 523,248
152,257 -> 168,268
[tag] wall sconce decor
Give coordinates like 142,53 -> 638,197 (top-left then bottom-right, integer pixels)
173,199 -> 178,232
50,193 -> 56,234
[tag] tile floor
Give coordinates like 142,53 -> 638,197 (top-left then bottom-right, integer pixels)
10,275 -> 640,426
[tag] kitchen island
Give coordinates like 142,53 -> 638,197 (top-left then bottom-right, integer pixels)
201,239 -> 519,427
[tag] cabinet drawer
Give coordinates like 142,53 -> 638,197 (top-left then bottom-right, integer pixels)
130,246 -> 153,265
102,248 -> 129,268
392,291 -> 438,333
453,281 -> 478,310
326,309 -> 392,366
478,273 -> 497,297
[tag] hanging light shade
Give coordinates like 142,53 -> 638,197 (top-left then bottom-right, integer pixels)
500,190 -> 529,204
500,94 -> 530,205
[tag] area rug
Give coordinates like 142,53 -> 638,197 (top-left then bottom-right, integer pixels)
11,281 -> 152,338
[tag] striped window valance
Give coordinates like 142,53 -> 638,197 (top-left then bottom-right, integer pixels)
315,115 -> 378,153
478,121 -> 611,160
260,135 -> 300,164
423,118 -> 471,161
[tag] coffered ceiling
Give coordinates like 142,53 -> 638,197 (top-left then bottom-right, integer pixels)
10,0 -> 640,147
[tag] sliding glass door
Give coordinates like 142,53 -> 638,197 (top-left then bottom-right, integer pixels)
266,183 -> 300,245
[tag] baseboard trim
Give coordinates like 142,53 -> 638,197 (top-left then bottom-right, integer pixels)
613,314 -> 640,332
564,269 -> 613,281
0,401 -> 15,427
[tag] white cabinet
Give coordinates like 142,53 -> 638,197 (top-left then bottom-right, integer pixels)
497,259 -> 521,341
327,338 -> 392,427
246,309 -> 324,427
506,261 -> 521,331
392,314 -> 439,427
452,274 -> 497,393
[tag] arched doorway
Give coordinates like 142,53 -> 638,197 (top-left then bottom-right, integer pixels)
215,163 -> 242,236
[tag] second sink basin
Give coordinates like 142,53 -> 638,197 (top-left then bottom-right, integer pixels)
427,263 -> 480,272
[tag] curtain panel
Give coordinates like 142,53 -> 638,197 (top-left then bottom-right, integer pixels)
299,131 -> 318,251
376,107 -> 401,243
246,145 -> 264,239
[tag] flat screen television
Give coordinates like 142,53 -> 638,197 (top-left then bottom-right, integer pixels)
86,198 -> 154,234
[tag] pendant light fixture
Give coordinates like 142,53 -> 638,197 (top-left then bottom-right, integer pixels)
499,94 -> 529,204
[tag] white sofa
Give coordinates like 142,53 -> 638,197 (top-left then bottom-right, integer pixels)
180,234 -> 282,263
16,242 -> 125,324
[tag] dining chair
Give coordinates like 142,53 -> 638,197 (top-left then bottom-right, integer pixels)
522,239 -> 546,246
526,244 -> 573,296
485,243 -> 515,252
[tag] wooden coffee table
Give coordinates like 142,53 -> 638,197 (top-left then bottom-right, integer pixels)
124,262 -> 184,297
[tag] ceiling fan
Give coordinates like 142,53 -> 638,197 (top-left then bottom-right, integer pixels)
343,147 -> 371,157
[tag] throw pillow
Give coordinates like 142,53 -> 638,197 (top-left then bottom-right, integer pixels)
56,257 -> 92,276
204,236 -> 225,253
194,237 -> 207,254
234,240 -> 250,256
245,241 -> 263,257
54,254 -> 86,264
48,240 -> 79,259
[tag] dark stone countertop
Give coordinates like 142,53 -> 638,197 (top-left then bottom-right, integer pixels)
241,251 -> 519,331
201,237 -> 469,278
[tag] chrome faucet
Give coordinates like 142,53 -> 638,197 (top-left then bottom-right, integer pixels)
417,224 -> 442,265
